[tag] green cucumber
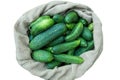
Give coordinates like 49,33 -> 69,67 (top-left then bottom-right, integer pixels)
65,11 -> 79,23
29,35 -> 34,42
51,40 -> 80,53
53,14 -> 64,23
68,49 -> 75,55
79,38 -> 87,47
48,36 -> 64,47
74,40 -> 94,56
29,16 -> 50,29
88,23 -> 94,31
32,50 -> 53,62
46,60 -> 62,69
30,16 -> 54,36
79,18 -> 88,26
66,23 -> 75,30
54,54 -> 84,64
65,22 -> 83,41
29,23 -> 67,50
81,27 -> 93,41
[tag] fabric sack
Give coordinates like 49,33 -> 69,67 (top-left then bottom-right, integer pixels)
14,1 -> 103,80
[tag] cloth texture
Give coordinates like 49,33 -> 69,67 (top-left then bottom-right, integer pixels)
14,1 -> 103,80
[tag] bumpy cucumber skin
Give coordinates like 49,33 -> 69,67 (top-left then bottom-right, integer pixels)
65,22 -> 83,41
74,40 -> 94,56
79,38 -> 88,47
53,14 -> 64,23
32,50 -> 53,62
79,18 -> 88,26
65,11 -> 79,23
51,40 -> 80,53
46,60 -> 62,69
48,36 -> 64,47
30,16 -> 54,36
54,54 -> 84,64
29,16 -> 50,29
66,23 -> 75,30
88,23 -> 94,31
82,27 -> 93,41
68,49 -> 75,55
29,23 -> 67,50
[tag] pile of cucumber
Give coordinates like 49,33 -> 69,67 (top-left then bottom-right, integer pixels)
28,11 -> 94,69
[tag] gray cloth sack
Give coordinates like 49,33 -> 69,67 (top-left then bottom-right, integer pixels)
14,1 -> 103,80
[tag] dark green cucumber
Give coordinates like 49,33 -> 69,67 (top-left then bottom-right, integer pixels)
29,23 -> 67,50
53,14 -> 64,23
29,35 -> 34,42
32,50 -> 53,62
51,40 -> 80,53
88,23 -> 94,31
65,11 -> 79,23
65,22 -> 83,41
46,60 -> 62,69
48,36 -> 64,47
74,40 -> 94,56
30,16 -> 54,36
79,18 -> 88,26
54,54 -> 84,64
79,38 -> 87,47
81,27 -> 93,41
68,49 -> 75,55
66,23 -> 75,30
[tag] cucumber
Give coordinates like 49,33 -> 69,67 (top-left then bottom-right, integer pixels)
88,23 -> 94,31
79,18 -> 88,26
51,40 -> 80,53
29,23 -> 67,50
46,60 -> 62,69
30,16 -> 54,36
32,50 -> 53,62
74,40 -> 94,56
81,27 -> 93,41
65,11 -> 79,23
29,35 -> 34,42
48,36 -> 64,47
65,22 -> 83,41
66,23 -> 75,30
53,14 -> 64,23
79,38 -> 87,47
54,54 -> 84,64
68,49 -> 75,55
29,16 -> 50,29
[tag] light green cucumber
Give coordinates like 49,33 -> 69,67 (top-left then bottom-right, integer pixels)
54,54 -> 84,64
66,23 -> 75,30
65,22 -> 83,41
88,23 -> 94,31
32,50 -> 53,62
30,16 -> 54,36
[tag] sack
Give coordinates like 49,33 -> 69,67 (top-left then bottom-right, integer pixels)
14,1 -> 103,80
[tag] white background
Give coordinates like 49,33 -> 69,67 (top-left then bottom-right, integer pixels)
0,0 -> 120,80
